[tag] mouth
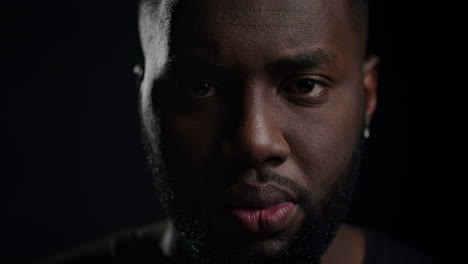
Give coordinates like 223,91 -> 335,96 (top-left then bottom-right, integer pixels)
230,202 -> 296,234
218,183 -> 300,236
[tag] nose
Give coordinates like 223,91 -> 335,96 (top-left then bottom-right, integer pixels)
219,91 -> 291,170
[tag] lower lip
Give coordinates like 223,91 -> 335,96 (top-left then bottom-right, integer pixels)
230,202 -> 295,234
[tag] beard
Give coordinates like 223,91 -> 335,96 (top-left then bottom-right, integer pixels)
142,112 -> 364,264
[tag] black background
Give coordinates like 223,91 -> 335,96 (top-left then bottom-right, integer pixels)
2,0 -> 461,263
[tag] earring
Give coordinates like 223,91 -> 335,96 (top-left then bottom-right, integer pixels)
364,128 -> 370,139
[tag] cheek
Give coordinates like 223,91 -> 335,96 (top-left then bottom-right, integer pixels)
285,85 -> 364,199
161,106 -> 225,192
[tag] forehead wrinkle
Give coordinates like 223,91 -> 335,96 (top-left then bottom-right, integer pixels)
169,0 -> 355,74
205,0 -> 328,12
200,10 -> 326,49
174,0 -> 351,44
206,7 -> 324,30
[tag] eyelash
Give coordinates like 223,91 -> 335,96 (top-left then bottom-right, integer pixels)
283,75 -> 329,91
181,80 -> 218,98
279,75 -> 331,103
174,74 -> 332,103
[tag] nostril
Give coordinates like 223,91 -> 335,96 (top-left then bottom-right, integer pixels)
265,156 -> 286,167
217,138 -> 289,170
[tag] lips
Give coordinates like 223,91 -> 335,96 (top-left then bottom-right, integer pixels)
218,183 -> 299,235
231,202 -> 295,234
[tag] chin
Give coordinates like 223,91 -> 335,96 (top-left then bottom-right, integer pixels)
224,237 -> 288,256
201,239 -> 292,264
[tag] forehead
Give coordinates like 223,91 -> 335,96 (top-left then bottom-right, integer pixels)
143,0 -> 364,75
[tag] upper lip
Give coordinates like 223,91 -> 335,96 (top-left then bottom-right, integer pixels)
219,183 -> 298,210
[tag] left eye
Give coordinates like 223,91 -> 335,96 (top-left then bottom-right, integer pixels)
284,78 -> 326,97
179,80 -> 218,98
189,81 -> 217,97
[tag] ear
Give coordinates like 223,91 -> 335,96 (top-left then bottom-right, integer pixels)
362,55 -> 380,128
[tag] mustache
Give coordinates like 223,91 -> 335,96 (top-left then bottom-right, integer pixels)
220,170 -> 311,207
258,171 -> 310,202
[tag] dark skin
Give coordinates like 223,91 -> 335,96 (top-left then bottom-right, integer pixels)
139,0 -> 379,263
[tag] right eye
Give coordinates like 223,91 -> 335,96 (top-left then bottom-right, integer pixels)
181,80 -> 217,98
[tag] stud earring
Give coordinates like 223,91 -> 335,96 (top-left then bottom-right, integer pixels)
364,128 -> 370,139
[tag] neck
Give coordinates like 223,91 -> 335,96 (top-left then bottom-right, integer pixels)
321,224 -> 366,264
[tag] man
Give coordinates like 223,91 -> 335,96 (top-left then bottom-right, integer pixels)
43,0 -> 436,263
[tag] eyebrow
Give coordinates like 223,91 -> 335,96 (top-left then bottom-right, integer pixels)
164,56 -> 232,75
267,49 -> 336,71
163,48 -> 336,76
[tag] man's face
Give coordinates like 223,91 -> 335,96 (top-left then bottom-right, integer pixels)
140,0 -> 377,263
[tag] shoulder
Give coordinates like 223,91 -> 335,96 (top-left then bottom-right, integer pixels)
363,229 -> 441,264
39,220 -> 170,264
